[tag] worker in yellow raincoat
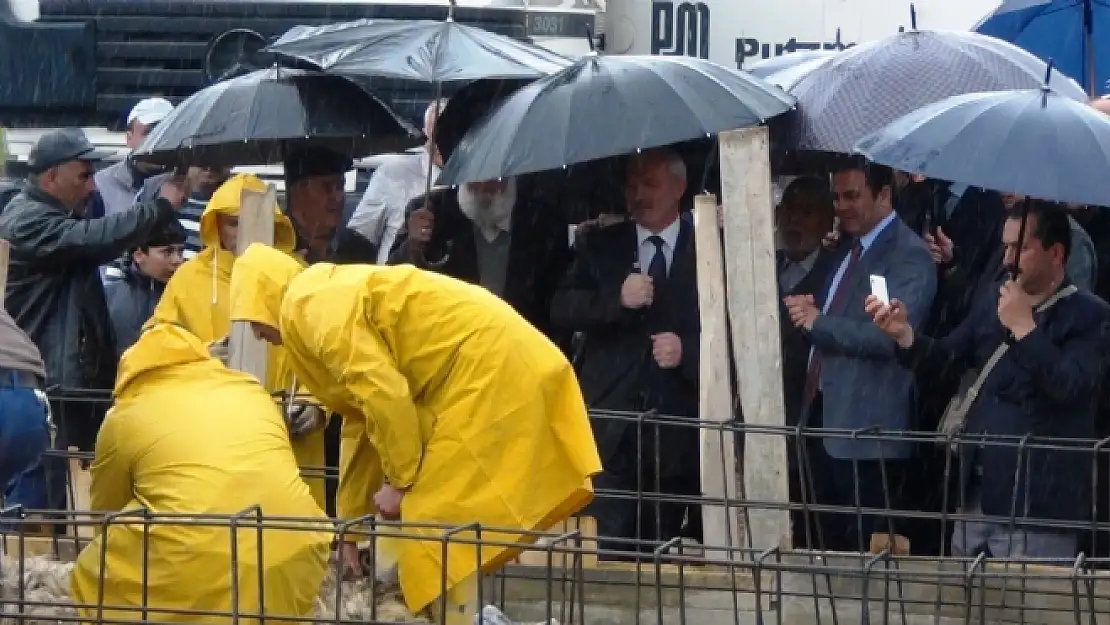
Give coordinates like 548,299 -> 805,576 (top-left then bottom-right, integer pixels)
227,243 -> 602,618
152,173 -> 328,508
70,321 -> 331,624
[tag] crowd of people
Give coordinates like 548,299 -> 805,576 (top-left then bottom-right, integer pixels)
1,86 -> 1110,618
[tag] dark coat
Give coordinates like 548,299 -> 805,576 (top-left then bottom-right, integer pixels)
777,248 -> 839,426
902,282 -> 1110,522
388,183 -> 572,342
0,184 -> 174,389
104,262 -> 166,360
550,216 -> 700,478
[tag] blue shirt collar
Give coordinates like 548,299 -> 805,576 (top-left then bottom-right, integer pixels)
858,211 -> 898,251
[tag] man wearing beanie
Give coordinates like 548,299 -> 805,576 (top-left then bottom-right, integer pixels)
283,147 -> 352,262
105,216 -> 187,358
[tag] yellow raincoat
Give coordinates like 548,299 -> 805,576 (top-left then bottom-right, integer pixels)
152,174 -> 327,507
229,244 -> 603,614
70,322 -> 331,624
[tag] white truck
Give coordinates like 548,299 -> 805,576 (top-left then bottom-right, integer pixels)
601,0 -> 999,69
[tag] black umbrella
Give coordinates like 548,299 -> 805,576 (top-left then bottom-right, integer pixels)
437,54 -> 796,187
265,18 -> 572,84
785,29 -> 1088,153
132,67 -> 420,168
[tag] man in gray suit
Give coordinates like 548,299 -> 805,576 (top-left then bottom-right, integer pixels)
784,157 -> 937,552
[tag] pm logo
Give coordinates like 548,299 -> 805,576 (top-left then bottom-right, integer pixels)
651,1 -> 710,59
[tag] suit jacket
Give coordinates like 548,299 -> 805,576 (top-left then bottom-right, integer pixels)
807,216 -> 937,460
903,282 -> 1110,522
550,216 -> 700,476
778,248 -> 839,426
388,183 -> 572,342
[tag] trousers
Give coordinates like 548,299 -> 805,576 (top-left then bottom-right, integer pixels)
0,375 -> 50,504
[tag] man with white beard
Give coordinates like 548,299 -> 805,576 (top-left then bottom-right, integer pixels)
388,176 -> 571,343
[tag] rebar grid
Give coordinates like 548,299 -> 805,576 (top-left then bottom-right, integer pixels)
14,391 -> 1110,623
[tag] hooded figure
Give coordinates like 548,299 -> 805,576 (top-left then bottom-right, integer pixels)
152,174 -> 327,507
228,244 -> 602,616
70,321 -> 331,624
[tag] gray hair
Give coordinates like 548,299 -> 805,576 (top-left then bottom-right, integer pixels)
634,148 -> 687,182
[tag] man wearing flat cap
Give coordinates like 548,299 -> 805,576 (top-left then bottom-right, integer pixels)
283,147 -> 352,263
0,128 -> 189,474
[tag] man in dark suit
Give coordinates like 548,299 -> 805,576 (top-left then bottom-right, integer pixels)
776,176 -> 840,425
784,157 -> 937,552
867,199 -> 1110,558
774,176 -> 840,549
388,175 -> 572,342
551,148 -> 700,554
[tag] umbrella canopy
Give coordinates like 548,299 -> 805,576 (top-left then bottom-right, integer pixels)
437,54 -> 795,187
786,29 -> 1088,153
746,50 -> 837,79
975,0 -> 1109,96
132,67 -> 419,168
265,18 -> 572,83
760,53 -> 836,91
854,86 -> 1110,207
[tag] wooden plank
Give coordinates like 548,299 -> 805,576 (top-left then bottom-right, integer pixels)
692,193 -> 742,561
66,446 -> 93,539
227,184 -> 277,383
0,238 -> 9,308
718,127 -> 792,551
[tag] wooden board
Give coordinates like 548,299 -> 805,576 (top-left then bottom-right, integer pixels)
227,184 -> 277,383
66,446 -> 93,538
0,238 -> 9,307
718,127 -> 792,551
692,193 -> 742,561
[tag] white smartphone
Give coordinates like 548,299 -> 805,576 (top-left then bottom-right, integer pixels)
869,274 -> 890,305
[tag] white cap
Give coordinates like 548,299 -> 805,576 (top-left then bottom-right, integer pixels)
127,98 -> 175,126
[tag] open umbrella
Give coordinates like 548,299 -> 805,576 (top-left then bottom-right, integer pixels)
437,54 -> 795,187
265,18 -> 572,84
975,0 -> 1109,96
131,67 -> 419,168
746,50 -> 838,80
786,29 -> 1087,153
854,80 -> 1110,207
760,53 -> 836,91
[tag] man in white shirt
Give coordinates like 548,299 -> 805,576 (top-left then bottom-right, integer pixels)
347,99 -> 448,263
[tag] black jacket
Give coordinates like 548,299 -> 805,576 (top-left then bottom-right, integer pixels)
550,216 -> 700,477
777,248 -> 840,426
104,262 -> 166,360
388,183 -> 572,342
902,282 -> 1110,522
0,184 -> 174,389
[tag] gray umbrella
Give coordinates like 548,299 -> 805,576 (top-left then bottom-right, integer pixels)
438,54 -> 795,187
132,67 -> 419,168
855,85 -> 1110,207
786,29 -> 1088,153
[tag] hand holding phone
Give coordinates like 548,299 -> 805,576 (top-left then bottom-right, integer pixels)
869,274 -> 890,305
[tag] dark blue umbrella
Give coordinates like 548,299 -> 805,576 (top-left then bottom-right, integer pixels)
975,0 -> 1109,96
854,82 -> 1110,207
437,54 -> 795,187
786,29 -> 1087,153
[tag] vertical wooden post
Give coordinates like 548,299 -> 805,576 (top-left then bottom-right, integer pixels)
227,184 -> 277,383
0,238 -> 9,308
718,127 -> 793,550
693,194 -> 742,560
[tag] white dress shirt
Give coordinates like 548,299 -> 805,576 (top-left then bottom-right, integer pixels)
348,148 -> 438,264
635,217 -> 681,275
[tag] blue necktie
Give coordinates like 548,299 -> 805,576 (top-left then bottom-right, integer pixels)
647,235 -> 667,284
